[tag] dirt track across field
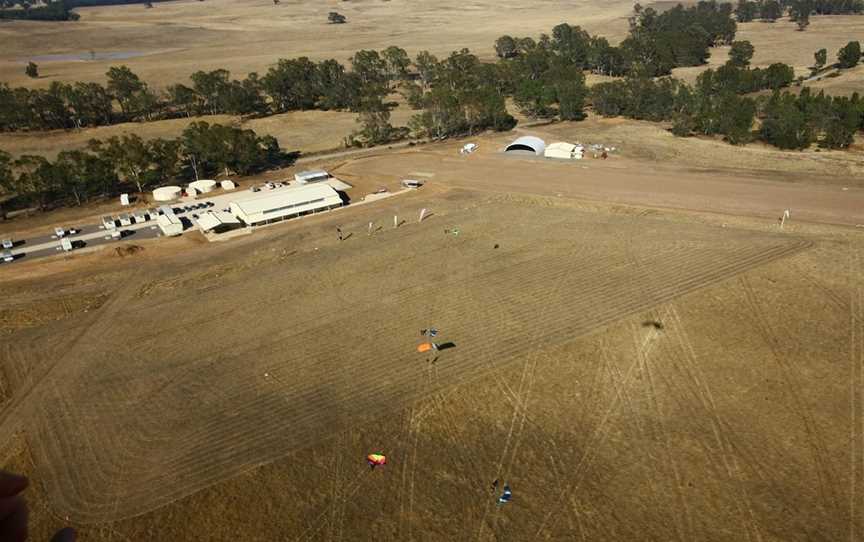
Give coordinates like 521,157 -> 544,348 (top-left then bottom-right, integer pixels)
333,140 -> 864,227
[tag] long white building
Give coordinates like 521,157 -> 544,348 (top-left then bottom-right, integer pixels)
229,184 -> 343,226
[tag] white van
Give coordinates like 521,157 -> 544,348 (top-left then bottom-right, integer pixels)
60,238 -> 73,252
1,249 -> 13,263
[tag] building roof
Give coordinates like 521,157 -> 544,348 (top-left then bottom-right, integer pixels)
196,211 -> 240,232
505,136 -> 546,155
546,142 -> 577,152
294,170 -> 330,182
157,213 -> 181,227
230,184 -> 341,219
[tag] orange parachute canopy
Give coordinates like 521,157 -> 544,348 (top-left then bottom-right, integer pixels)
367,453 -> 387,466
417,342 -> 434,353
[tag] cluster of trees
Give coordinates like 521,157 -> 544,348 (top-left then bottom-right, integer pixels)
837,40 -> 862,68
402,49 -> 516,140
495,2 -> 737,78
0,122 -> 283,209
589,34 -> 864,148
0,51 -> 406,131
592,75 -> 863,148
811,40 -> 862,75
760,88 -> 863,148
0,0 -> 169,20
735,0 -> 863,29
698,40 -> 795,93
0,0 -> 77,20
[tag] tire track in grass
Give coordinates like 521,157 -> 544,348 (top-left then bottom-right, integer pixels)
597,329 -> 669,534
849,247 -> 863,542
99,243 -> 804,516
739,275 -> 838,524
477,220 -> 591,542
630,314 -> 689,542
620,220 -> 688,541
530,243 -> 809,539
30,234 -> 810,521
665,304 -> 762,542
108,245 -> 796,520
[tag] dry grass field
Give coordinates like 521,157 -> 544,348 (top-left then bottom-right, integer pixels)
1,1 -> 864,540
1,132 -> 863,540
673,15 -> 864,83
0,0 -> 637,88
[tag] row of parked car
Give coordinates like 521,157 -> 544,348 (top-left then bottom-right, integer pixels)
172,201 -> 215,214
1,238 -> 13,262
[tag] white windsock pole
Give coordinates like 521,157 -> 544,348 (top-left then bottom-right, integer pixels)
419,208 -> 427,223
368,221 -> 374,235
394,215 -> 398,228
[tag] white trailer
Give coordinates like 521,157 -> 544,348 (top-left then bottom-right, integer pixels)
157,213 -> 183,236
1,249 -> 13,263
60,238 -> 73,252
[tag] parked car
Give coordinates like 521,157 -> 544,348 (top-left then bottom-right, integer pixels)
54,227 -> 66,237
1,249 -> 13,263
1,238 -> 12,249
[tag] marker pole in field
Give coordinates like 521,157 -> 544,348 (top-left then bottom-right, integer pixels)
419,208 -> 427,223
394,215 -> 398,228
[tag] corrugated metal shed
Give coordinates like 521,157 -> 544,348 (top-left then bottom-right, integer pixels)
294,170 -> 330,184
197,211 -> 241,233
229,184 -> 342,226
504,136 -> 546,155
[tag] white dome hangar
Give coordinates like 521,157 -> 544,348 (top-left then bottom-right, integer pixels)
504,136 -> 546,155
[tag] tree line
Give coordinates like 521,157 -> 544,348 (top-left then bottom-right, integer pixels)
495,1 -> 737,78
0,0 -> 77,20
0,48 -> 418,131
736,0 -> 863,22
590,43 -> 863,149
0,0 -> 168,20
0,122 -> 283,210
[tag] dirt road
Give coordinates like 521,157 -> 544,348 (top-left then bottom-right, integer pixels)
334,146 -> 864,227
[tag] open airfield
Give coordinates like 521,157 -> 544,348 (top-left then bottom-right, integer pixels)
1,133 -> 864,540
2,0 -> 864,539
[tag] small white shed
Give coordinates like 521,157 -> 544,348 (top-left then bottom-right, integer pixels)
545,142 -> 584,160
294,170 -> 330,184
